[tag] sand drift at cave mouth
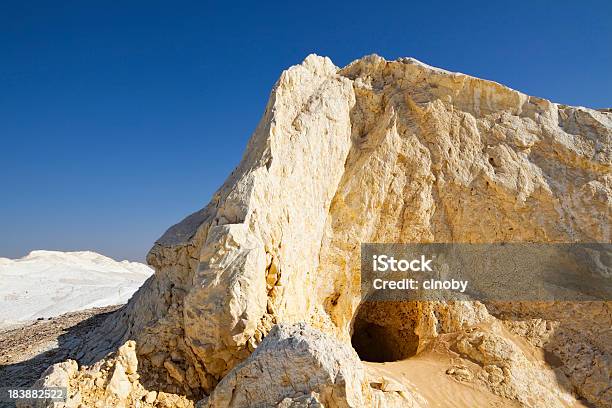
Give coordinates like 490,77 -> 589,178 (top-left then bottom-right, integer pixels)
364,356 -> 521,408
361,320 -> 592,408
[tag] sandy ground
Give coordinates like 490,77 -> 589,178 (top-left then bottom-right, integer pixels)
365,354 -> 520,407
0,305 -> 120,390
364,326 -> 591,408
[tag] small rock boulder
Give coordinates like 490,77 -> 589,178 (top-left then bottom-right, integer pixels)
201,323 -> 370,407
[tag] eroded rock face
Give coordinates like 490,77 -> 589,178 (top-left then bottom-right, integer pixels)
38,55 -> 610,407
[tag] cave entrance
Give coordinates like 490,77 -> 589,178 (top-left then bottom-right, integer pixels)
350,301 -> 420,363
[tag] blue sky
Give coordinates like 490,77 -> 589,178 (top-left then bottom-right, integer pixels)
1,1 -> 610,261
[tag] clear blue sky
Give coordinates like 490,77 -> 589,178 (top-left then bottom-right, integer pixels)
1,1 -> 610,261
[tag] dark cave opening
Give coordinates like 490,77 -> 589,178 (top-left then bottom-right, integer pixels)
350,301 -> 420,363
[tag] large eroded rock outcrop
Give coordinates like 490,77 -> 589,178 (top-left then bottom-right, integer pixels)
33,55 -> 611,408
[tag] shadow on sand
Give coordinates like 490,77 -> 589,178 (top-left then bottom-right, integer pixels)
0,306 -> 122,408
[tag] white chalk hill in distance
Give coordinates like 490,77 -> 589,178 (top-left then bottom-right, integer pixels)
0,250 -> 153,327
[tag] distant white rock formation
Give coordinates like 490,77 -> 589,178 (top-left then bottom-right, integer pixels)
0,250 -> 153,327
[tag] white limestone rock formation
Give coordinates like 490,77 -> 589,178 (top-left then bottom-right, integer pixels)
0,250 -> 153,327
33,54 -> 611,407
